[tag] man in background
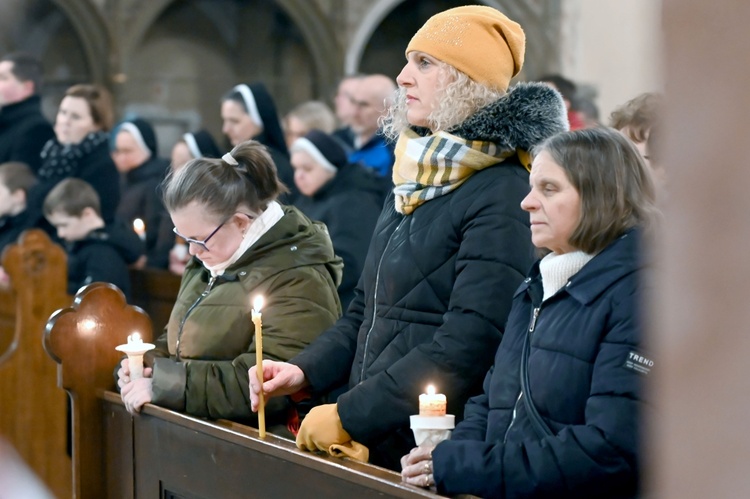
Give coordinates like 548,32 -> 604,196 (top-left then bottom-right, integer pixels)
0,53 -> 54,172
347,74 -> 396,177
331,74 -> 363,149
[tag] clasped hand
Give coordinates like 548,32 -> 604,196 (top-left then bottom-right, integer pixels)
401,445 -> 436,489
117,358 -> 154,415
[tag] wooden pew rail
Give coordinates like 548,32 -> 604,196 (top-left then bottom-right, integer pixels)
45,279 -> 444,498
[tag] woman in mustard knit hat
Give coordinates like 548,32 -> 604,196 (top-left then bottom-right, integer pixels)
249,5 -> 568,470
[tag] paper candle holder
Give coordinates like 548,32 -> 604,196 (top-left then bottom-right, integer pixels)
410,414 -> 455,447
115,333 -> 155,380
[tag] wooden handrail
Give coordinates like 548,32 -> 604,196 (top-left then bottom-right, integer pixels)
44,277 -> 447,498
101,392 -> 441,498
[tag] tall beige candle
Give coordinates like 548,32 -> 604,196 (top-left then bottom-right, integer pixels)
252,295 -> 266,438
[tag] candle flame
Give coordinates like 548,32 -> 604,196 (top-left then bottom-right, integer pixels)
133,218 -> 145,233
426,384 -> 436,395
129,332 -> 142,343
253,295 -> 264,312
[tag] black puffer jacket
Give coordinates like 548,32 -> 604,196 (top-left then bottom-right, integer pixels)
295,162 -> 386,309
291,83 -> 568,469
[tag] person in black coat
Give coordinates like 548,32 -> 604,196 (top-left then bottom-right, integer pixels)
0,162 -> 37,257
43,178 -> 143,300
26,84 -> 120,230
221,83 -> 299,204
291,130 -> 385,309
0,53 -> 55,172
401,127 -> 660,498
112,118 -> 172,268
249,5 -> 567,470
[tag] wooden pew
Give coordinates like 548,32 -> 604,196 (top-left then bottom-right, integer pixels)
0,229 -> 73,499
45,284 -> 445,498
0,280 -> 14,362
129,267 -> 182,333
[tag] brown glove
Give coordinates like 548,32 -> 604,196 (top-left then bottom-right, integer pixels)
296,403 -> 369,462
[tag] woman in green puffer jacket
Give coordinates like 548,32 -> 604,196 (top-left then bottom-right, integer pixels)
117,140 -> 342,425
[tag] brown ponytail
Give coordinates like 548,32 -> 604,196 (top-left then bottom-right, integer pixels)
228,141 -> 288,205
162,140 -> 288,219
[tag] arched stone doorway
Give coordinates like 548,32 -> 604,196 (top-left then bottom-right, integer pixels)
113,0 -> 341,155
349,0 -> 562,82
0,0 -> 110,116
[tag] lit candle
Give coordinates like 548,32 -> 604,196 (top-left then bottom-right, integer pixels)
115,332 -> 155,381
419,385 -> 447,416
252,295 -> 266,438
133,218 -> 146,241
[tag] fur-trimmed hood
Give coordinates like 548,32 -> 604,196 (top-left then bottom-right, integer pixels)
416,82 -> 568,152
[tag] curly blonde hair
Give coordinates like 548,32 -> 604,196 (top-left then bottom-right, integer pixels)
381,62 -> 505,141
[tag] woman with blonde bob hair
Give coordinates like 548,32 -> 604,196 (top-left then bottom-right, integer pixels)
401,127 -> 658,497
250,5 -> 568,470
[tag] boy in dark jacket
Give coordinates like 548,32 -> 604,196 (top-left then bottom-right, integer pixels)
43,178 -> 143,299
0,161 -> 37,287
0,162 -> 37,254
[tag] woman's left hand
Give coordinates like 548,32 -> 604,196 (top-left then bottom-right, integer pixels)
401,445 -> 436,489
121,376 -> 154,414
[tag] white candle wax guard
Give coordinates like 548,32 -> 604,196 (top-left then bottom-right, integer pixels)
115,337 -> 156,380
410,414 -> 455,447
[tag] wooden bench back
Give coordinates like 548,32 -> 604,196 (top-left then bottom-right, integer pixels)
44,282 -> 153,498
0,229 -> 72,499
129,267 -> 182,333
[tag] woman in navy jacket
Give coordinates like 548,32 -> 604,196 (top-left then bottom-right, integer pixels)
401,127 -> 660,498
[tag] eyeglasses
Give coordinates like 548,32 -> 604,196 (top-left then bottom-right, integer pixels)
172,212 -> 255,252
173,219 -> 227,252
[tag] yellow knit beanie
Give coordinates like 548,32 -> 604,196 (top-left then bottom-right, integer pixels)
405,5 -> 525,92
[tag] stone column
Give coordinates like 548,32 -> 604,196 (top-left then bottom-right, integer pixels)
649,0 -> 750,497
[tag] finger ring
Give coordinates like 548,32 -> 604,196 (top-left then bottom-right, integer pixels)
423,462 -> 431,474
423,475 -> 430,487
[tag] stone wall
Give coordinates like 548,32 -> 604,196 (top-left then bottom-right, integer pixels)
0,0 -> 660,155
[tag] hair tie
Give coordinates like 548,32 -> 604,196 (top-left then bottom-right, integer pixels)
222,152 -> 239,165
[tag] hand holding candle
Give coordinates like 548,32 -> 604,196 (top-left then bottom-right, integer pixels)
115,332 -> 155,380
252,295 -> 266,438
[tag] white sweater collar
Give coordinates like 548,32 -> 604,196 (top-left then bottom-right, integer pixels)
538,250 -> 595,301
204,201 -> 284,277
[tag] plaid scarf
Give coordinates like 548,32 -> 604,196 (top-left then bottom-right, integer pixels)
392,128 -> 519,215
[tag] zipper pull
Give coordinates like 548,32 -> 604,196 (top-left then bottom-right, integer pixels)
202,276 -> 216,296
529,307 -> 540,333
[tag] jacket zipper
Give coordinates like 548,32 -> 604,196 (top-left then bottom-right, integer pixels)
359,217 -> 407,383
503,306 -> 540,443
175,276 -> 217,361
